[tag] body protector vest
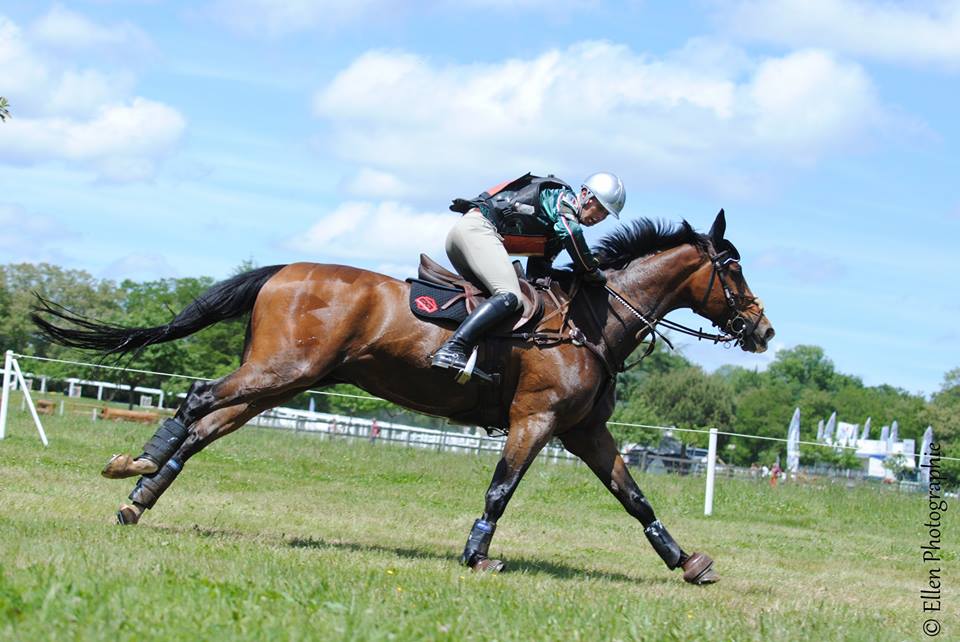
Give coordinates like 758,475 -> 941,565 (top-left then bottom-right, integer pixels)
450,173 -> 575,257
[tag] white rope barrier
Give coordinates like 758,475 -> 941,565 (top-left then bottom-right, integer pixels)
11,352 -> 957,458
606,420 -> 960,457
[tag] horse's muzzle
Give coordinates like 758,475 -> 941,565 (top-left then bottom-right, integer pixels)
743,319 -> 775,353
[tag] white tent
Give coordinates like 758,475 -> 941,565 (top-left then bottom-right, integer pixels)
824,412 -> 837,444
860,417 -> 871,441
837,421 -> 859,448
787,407 -> 800,473
919,426 -> 935,485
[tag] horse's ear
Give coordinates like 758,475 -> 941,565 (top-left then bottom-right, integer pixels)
709,208 -> 726,243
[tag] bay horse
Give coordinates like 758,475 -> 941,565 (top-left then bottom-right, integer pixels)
33,210 -> 773,584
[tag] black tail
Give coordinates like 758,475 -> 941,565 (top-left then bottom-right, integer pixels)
31,265 -> 287,358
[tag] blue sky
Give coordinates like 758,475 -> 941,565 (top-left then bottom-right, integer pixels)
0,1 -> 957,396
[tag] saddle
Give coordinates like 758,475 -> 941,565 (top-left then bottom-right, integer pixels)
407,254 -> 543,331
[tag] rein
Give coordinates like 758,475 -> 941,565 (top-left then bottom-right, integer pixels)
507,246 -> 764,377
600,247 -> 765,371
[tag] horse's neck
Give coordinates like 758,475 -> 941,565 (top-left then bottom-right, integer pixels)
604,244 -> 705,358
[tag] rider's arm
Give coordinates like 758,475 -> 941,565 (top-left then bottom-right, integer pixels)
544,188 -> 600,272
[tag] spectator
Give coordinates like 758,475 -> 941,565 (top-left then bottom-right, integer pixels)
770,461 -> 782,487
370,419 -> 381,444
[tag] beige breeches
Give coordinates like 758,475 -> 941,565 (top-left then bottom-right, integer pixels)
445,209 -> 523,305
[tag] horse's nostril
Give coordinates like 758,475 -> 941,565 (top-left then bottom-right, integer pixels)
764,327 -> 776,341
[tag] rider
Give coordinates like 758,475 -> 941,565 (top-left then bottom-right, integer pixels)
431,171 -> 625,381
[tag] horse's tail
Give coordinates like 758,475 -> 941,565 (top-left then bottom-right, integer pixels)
31,264 -> 287,359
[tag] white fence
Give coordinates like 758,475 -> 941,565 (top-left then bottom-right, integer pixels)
248,405 -> 579,462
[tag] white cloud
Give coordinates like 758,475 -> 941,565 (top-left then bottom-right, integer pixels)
744,50 -> 880,160
30,4 -> 152,54
0,202 -> 75,263
312,41 -> 886,199
46,68 -> 137,118
343,168 -> 414,199
0,14 -> 184,181
287,201 -> 453,264
719,0 -> 960,69
0,99 -> 185,182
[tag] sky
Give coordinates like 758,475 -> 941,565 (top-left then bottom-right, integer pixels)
0,0 -> 957,396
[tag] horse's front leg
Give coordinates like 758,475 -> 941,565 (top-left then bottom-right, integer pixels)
461,411 -> 556,572
559,424 -> 719,584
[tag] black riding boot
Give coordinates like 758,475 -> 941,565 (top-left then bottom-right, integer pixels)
431,292 -> 519,382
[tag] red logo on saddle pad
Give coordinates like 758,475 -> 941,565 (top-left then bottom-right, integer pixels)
415,295 -> 439,313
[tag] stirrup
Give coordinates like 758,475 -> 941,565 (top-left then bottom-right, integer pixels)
433,347 -> 499,385
455,348 -> 500,385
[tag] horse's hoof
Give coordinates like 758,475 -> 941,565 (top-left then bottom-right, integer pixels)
102,454 -> 156,479
682,552 -> 719,584
116,504 -> 141,525
102,454 -> 135,478
471,557 -> 505,573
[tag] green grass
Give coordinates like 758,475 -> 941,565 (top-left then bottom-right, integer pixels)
0,413 -> 942,641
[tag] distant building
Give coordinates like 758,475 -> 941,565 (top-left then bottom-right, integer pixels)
816,416 -> 916,480
855,437 -> 916,479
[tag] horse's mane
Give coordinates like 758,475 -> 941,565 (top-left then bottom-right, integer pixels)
593,219 -> 707,270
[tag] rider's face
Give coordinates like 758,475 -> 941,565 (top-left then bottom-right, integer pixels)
579,194 -> 609,226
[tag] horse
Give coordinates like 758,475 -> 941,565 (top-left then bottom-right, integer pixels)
33,210 -> 774,584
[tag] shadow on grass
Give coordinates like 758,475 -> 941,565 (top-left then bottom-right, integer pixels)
287,535 -> 675,586
148,524 -> 679,586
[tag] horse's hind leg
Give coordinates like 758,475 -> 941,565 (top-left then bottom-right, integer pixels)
117,386 -> 302,525
559,423 -> 719,584
104,361 -> 309,479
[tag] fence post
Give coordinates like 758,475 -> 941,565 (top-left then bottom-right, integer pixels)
704,428 -> 718,516
11,358 -> 48,446
0,350 -> 13,440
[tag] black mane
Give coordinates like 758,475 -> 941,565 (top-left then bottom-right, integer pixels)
592,219 -> 706,270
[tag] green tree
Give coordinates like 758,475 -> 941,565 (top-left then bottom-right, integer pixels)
923,368 -> 960,488
609,393 -> 667,445
615,339 -> 692,402
111,276 -> 258,405
636,366 -> 735,449
1,263 -> 121,383
767,345 -> 849,391
714,364 -> 764,394
729,379 -> 796,465
0,97 -> 9,121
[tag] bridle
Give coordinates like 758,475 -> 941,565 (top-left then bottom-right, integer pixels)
691,246 -> 765,343
598,243 -> 766,371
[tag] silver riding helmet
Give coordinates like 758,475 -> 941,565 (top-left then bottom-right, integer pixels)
582,172 -> 625,219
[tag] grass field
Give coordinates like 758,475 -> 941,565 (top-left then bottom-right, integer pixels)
0,412 -> 948,641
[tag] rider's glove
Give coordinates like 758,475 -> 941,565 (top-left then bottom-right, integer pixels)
583,268 -> 607,286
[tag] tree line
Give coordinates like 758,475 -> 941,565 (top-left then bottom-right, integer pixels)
2,262 -> 957,485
